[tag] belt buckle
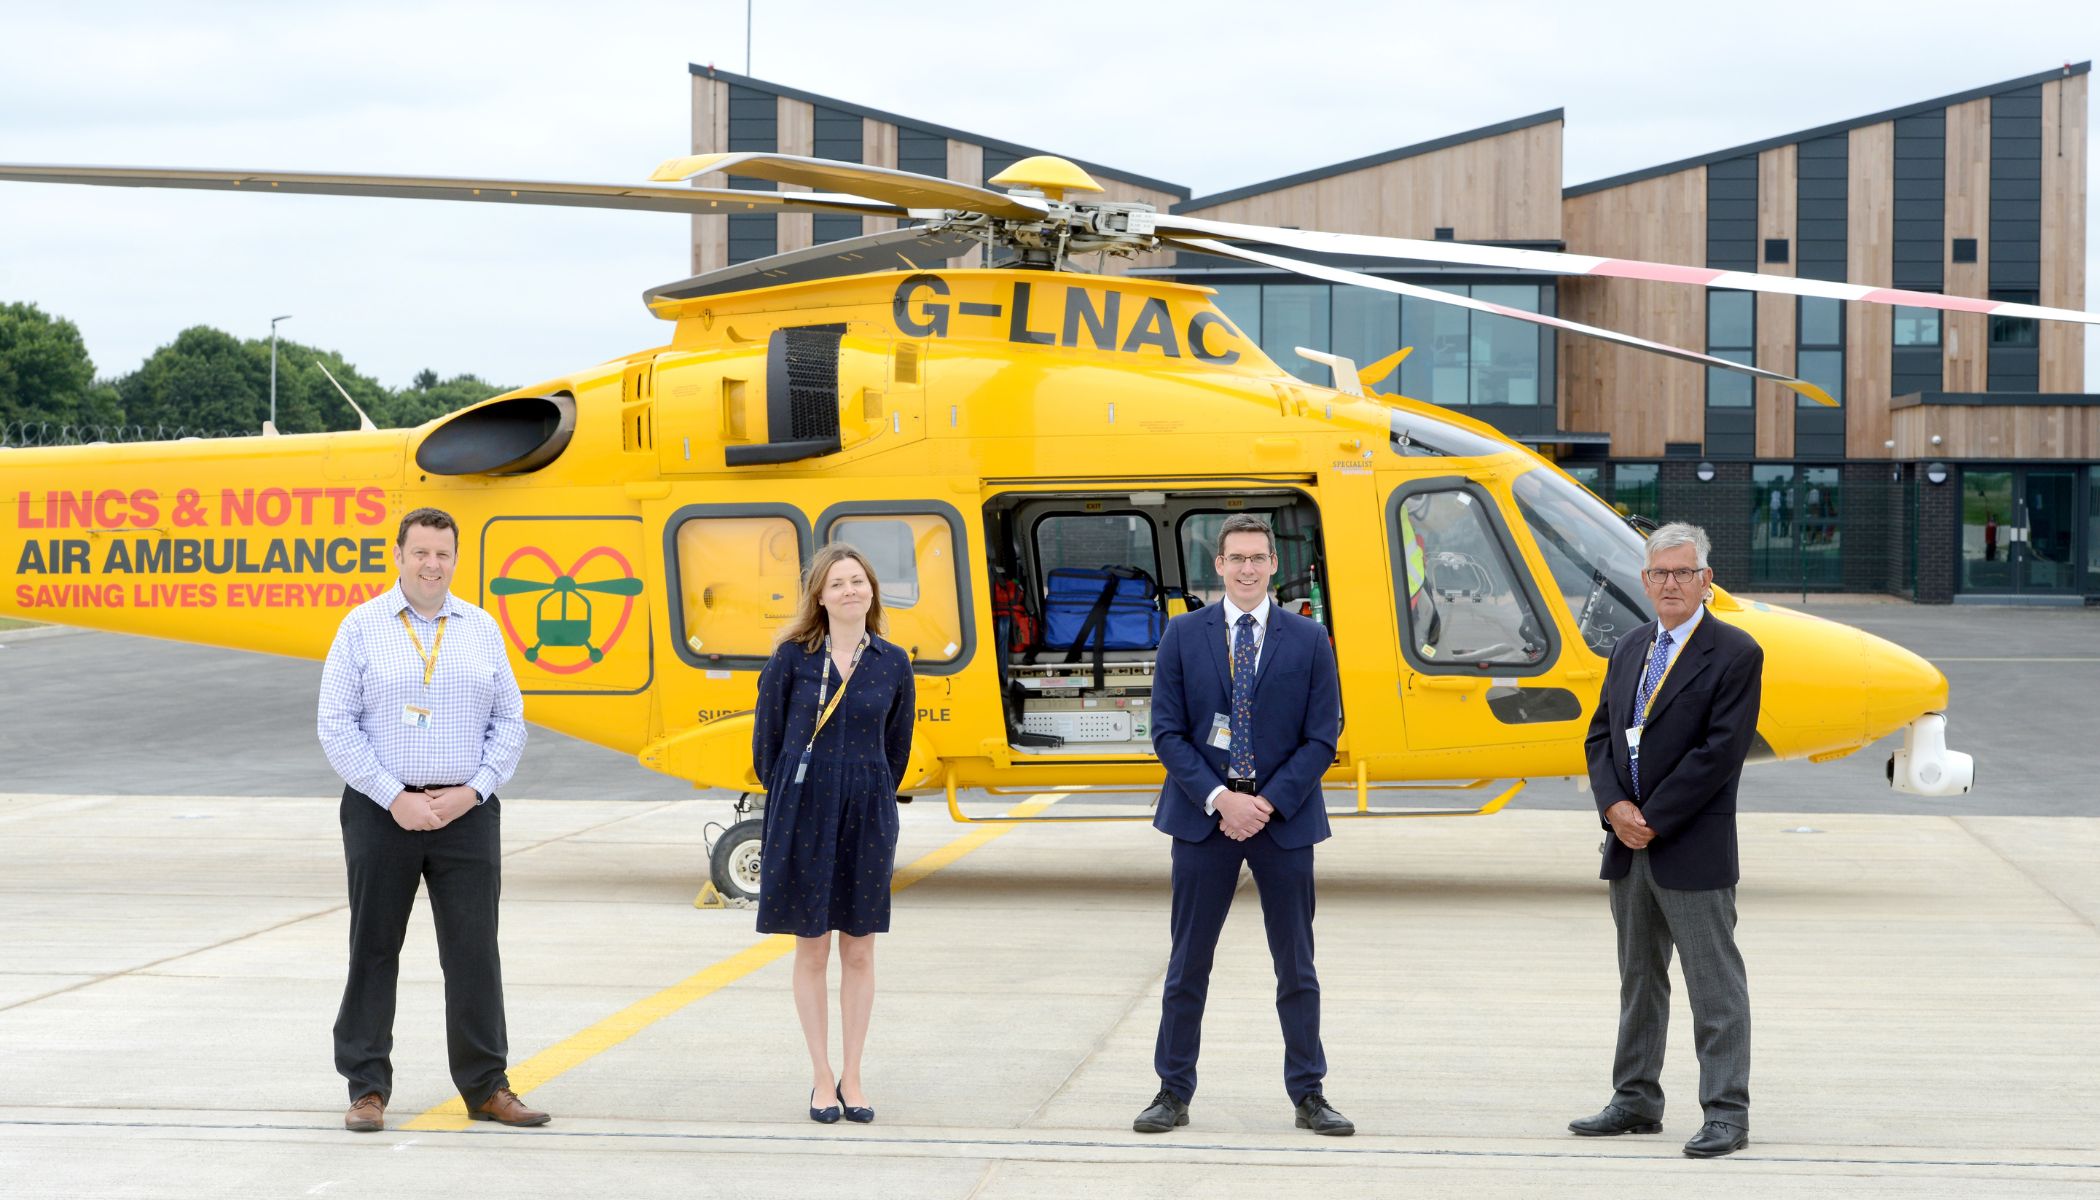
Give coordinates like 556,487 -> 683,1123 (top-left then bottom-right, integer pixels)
1227,778 -> 1258,795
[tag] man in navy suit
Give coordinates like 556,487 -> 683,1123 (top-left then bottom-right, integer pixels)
1133,514 -> 1352,1137
1570,522 -> 1763,1159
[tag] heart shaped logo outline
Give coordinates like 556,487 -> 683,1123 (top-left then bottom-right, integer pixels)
492,544 -> 639,676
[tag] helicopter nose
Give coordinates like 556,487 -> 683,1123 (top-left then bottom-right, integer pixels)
1722,599 -> 1948,760
1857,629 -> 1949,740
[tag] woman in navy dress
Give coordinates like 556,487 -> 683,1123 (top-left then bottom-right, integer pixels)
751,542 -> 915,1124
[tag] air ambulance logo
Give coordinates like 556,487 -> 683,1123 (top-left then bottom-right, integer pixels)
479,518 -> 650,693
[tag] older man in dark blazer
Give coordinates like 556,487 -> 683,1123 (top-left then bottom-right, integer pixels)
1133,513 -> 1351,1137
1573,521 -> 1763,1159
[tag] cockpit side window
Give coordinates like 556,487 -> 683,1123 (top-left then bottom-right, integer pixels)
1391,484 -> 1552,672
1511,468 -> 1655,654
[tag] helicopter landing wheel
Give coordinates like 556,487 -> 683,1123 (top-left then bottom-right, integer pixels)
709,818 -> 765,903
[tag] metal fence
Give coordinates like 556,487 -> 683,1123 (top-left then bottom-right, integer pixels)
0,421 -> 255,447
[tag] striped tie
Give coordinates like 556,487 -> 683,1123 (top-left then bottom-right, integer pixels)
1630,630 -> 1674,799
1230,613 -> 1258,780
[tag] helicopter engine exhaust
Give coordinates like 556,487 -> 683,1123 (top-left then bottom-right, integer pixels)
414,392 -> 576,475
724,324 -> 846,466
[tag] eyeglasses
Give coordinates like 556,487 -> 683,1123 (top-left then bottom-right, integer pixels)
1219,554 -> 1273,567
1643,567 -> 1707,585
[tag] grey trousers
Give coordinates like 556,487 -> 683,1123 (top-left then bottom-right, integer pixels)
1608,849 -> 1750,1128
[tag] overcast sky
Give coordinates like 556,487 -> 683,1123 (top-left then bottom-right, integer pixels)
0,0 -> 2091,396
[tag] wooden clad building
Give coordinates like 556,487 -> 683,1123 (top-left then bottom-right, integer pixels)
687,64 -> 2095,602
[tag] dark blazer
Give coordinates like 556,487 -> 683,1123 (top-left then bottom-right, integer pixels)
1152,601 -> 1340,850
1585,608 -> 1763,890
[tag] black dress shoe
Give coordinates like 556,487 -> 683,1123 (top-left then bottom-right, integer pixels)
809,1088 -> 841,1124
1133,1089 -> 1189,1133
1568,1104 -> 1663,1136
1683,1120 -> 1748,1158
836,1084 -> 873,1124
1293,1092 -> 1354,1136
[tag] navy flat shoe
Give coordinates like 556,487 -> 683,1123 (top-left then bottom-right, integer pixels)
809,1088 -> 841,1124
837,1084 -> 873,1124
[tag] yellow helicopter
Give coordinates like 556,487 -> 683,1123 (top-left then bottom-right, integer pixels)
6,149 -> 2079,899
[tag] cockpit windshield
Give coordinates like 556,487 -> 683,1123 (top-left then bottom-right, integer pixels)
1511,467 -> 1654,653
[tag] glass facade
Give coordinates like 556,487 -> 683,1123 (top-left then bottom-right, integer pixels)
1199,279 -> 1554,399
1611,463 -> 1659,519
1705,291 -> 1756,407
1797,296 -> 1845,407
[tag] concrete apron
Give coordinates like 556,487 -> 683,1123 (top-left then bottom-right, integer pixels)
0,792 -> 2095,1199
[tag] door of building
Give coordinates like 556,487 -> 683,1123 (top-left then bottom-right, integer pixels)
1749,465 -> 1842,591
1958,468 -> 2085,595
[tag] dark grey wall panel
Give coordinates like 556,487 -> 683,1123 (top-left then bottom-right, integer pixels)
1795,404 -> 1846,459
1898,109 -> 1940,294
1988,85 -> 2043,390
1891,346 -> 1942,395
897,127 -> 947,180
1706,155 -> 1758,272
812,105 -> 865,246
1705,408 -> 1754,459
728,85 -> 778,265
1794,134 -> 1849,282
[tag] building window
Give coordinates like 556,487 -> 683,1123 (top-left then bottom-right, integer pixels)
1261,285 -> 1331,384
1401,285 -> 1471,406
1209,284 -> 1261,346
1796,296 -> 1845,407
1951,237 -> 1978,263
1469,285 -> 1543,405
1893,305 -> 1942,347
1705,291 -> 1756,407
1332,289 -> 1401,391
1763,238 -> 1790,264
1989,289 -> 2039,348
1611,463 -> 1660,519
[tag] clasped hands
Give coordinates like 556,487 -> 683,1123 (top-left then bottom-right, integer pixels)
1604,800 -> 1654,850
1216,790 -> 1274,841
390,786 -> 479,832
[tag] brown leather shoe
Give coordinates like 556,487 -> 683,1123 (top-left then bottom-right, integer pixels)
470,1087 -> 550,1127
345,1092 -> 384,1133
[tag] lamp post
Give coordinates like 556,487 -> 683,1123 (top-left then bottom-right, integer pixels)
269,314 -> 294,429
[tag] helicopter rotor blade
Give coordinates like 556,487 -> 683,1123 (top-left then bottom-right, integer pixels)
0,163 -> 908,219
487,578 -> 557,595
651,152 -> 1046,222
645,225 -> 983,308
1156,212 -> 2100,329
573,578 -> 646,596
1169,236 -> 1836,407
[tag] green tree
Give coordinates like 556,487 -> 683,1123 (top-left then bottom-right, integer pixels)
0,302 -> 107,428
380,371 -> 509,428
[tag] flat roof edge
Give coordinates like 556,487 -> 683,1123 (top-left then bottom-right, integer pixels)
686,64 -> 1190,198
1565,62 -> 2091,198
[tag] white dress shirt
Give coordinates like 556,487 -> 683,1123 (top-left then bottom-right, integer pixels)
1205,595 -> 1272,813
317,582 -> 528,808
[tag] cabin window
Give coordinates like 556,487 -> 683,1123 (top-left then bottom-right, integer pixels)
826,511 -> 965,666
1511,468 -> 1654,654
1033,511 -> 1161,585
1392,486 -> 1550,670
672,514 -> 804,662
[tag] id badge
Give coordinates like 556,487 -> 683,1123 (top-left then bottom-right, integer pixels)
401,704 -> 433,729
793,749 -> 811,784
1207,713 -> 1233,751
1625,725 -> 1642,759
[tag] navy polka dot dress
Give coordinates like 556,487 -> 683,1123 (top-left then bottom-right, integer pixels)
750,637 -> 916,937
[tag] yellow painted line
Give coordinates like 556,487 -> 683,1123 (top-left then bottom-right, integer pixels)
405,793 -> 1058,1131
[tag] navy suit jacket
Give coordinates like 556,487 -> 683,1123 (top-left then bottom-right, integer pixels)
1151,601 -> 1340,850
1584,608 -> 1763,890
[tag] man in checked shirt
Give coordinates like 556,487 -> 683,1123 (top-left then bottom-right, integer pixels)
317,507 -> 545,1133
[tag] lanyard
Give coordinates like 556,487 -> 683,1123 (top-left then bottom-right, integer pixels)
1637,629 -> 1684,724
805,634 -> 870,753
399,611 -> 447,687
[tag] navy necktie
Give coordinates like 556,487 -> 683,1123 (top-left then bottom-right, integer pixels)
1630,629 -> 1674,799
1230,612 -> 1258,779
